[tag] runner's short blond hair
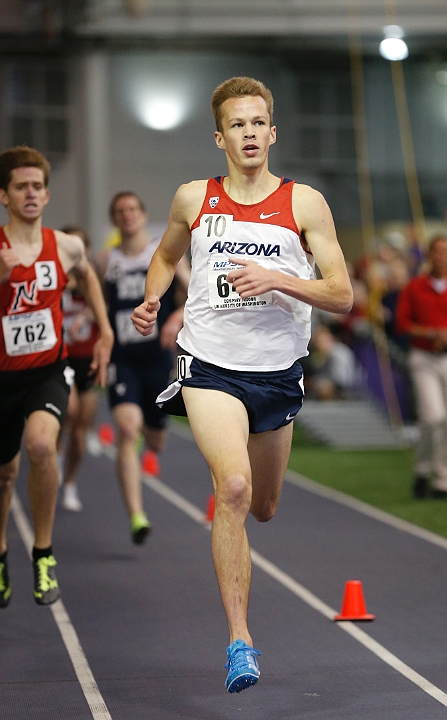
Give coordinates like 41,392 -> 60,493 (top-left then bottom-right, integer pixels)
211,77 -> 274,133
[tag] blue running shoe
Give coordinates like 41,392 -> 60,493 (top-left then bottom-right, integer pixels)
225,639 -> 261,693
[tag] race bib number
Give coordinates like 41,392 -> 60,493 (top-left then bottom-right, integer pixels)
35,261 -> 58,290
207,256 -> 272,311
2,308 -> 57,356
200,214 -> 233,240
115,308 -> 159,345
177,354 -> 192,380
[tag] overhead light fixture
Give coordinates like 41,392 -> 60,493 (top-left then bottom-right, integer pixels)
136,96 -> 185,131
379,25 -> 409,62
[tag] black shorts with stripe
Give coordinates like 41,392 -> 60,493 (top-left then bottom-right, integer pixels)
0,361 -> 71,465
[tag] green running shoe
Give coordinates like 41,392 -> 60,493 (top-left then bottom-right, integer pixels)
33,555 -> 60,605
0,557 -> 12,608
131,512 -> 152,545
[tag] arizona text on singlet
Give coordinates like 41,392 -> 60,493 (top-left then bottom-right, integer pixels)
104,238 -> 177,363
177,177 -> 315,371
0,227 -> 68,371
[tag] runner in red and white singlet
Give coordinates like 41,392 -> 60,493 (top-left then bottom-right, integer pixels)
0,226 -> 68,371
131,77 -> 353,693
58,226 -> 101,513
0,146 -> 113,608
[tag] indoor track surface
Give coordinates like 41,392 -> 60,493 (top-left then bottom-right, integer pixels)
2,417 -> 447,719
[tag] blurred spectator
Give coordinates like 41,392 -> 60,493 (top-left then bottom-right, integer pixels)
395,235 -> 447,499
381,258 -> 410,350
302,324 -> 361,400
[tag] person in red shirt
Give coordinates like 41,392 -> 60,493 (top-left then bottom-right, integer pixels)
0,146 -> 113,608
59,226 -> 100,512
395,235 -> 447,498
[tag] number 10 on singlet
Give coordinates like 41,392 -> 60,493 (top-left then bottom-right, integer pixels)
200,214 -> 232,240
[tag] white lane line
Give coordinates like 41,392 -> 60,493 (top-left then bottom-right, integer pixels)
284,470 -> 447,551
10,492 -> 113,720
170,421 -> 447,552
140,471 -> 447,707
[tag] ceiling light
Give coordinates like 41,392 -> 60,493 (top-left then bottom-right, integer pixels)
136,97 -> 185,131
379,25 -> 409,62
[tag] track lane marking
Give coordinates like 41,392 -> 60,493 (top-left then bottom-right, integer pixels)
171,421 -> 447,552
91,428 -> 447,705
11,492 -> 113,720
140,472 -> 447,707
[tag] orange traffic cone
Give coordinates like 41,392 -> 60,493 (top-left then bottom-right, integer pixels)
334,580 -> 375,621
141,450 -> 160,476
205,494 -> 215,522
98,422 -> 115,445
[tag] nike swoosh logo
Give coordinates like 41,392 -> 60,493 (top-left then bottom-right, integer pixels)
286,413 -> 296,421
260,212 -> 280,220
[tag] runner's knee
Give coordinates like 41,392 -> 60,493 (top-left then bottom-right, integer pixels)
115,414 -> 142,444
217,473 -> 251,513
250,499 -> 277,523
25,434 -> 56,465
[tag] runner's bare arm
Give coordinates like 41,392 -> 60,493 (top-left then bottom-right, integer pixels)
227,185 -> 353,314
132,181 -> 205,336
71,256 -> 114,386
92,248 -> 110,288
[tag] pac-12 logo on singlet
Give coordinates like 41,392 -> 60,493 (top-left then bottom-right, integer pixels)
209,196 -> 219,209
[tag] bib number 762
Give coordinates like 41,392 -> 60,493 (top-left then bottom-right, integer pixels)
2,308 -> 57,356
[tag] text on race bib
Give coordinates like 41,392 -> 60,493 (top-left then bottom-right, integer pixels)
207,256 -> 273,311
2,308 -> 57,356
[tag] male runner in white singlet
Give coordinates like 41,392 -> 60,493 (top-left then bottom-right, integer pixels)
131,77 -> 353,692
0,146 -> 113,608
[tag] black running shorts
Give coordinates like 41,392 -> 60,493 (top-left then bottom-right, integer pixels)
0,361 -> 71,465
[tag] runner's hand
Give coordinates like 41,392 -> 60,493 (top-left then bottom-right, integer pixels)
0,242 -> 20,280
226,258 -> 277,298
89,330 -> 114,387
131,297 -> 161,336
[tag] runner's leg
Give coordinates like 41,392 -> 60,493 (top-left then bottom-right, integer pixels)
248,422 -> 294,521
113,402 -> 145,517
63,388 -> 98,486
182,386 -> 253,645
24,411 -> 61,548
0,454 -> 20,554
142,426 -> 168,454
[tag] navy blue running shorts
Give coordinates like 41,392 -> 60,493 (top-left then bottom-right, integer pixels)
159,354 -> 304,434
107,358 -> 170,431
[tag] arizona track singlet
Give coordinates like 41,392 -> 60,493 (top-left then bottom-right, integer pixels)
177,177 -> 315,371
0,228 -> 68,371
